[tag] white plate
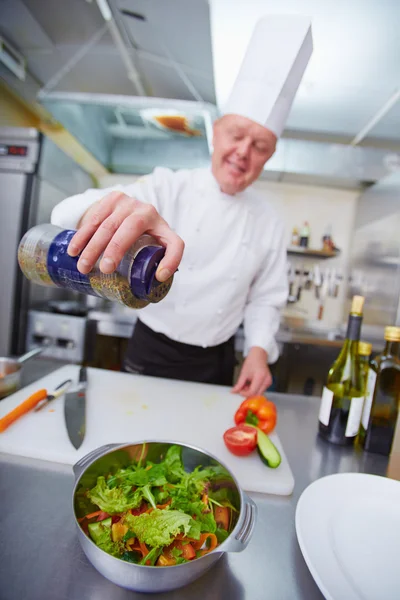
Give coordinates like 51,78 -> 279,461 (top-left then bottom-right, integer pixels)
296,473 -> 400,600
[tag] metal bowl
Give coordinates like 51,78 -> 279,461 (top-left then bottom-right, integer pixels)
73,441 -> 257,593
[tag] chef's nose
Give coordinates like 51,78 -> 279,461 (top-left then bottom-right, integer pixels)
236,138 -> 251,158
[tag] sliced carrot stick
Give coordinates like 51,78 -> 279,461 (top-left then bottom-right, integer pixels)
0,389 -> 47,433
191,533 -> 218,553
77,510 -> 103,523
199,533 -> 218,556
139,541 -> 149,556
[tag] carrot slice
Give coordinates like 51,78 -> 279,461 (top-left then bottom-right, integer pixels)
78,510 -> 103,523
199,533 -> 218,556
192,533 -> 218,554
0,389 -> 47,432
139,541 -> 149,557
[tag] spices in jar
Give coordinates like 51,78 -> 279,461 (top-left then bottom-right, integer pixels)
18,224 -> 174,309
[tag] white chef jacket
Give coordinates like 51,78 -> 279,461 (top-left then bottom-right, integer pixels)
51,167 -> 288,363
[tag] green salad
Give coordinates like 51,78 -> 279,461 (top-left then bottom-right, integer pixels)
77,445 -> 237,566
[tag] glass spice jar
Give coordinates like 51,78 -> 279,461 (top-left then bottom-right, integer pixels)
18,224 -> 174,309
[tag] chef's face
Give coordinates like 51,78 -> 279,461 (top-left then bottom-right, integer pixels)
211,115 -> 277,195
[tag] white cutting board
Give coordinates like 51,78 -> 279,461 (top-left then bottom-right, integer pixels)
0,366 -> 294,495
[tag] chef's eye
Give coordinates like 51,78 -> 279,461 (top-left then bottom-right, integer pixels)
232,133 -> 242,141
254,142 -> 268,153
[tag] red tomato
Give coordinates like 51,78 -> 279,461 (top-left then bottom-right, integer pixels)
223,425 -> 257,456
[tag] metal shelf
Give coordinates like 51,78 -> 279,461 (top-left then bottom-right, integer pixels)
287,246 -> 340,259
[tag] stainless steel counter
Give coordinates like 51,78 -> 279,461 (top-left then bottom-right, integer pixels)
88,308 -> 386,351
0,365 -> 389,600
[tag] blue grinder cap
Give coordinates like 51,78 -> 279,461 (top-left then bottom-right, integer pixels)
130,245 -> 172,302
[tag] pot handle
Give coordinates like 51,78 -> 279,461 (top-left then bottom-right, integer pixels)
223,492 -> 257,553
17,347 -> 43,365
73,444 -> 120,480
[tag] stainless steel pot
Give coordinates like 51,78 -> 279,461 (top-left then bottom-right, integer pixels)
73,441 -> 257,593
0,347 -> 43,400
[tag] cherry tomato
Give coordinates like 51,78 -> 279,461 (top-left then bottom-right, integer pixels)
223,425 -> 257,456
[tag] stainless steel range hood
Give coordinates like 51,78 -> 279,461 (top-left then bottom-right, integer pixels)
38,91 -> 216,174
38,91 -> 400,188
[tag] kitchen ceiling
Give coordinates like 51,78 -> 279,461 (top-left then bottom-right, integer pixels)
0,0 -> 215,101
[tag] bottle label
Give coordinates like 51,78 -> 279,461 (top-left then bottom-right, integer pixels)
361,369 -> 377,430
345,397 -> 364,437
319,387 -> 334,426
47,230 -> 100,297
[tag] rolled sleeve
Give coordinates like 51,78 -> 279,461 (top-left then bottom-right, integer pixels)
243,222 -> 288,363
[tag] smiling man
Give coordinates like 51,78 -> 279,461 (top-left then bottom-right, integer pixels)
51,16 -> 313,396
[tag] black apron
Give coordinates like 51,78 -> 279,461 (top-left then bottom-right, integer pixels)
123,319 -> 236,386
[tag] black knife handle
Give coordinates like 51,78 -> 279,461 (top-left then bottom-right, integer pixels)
79,366 -> 87,383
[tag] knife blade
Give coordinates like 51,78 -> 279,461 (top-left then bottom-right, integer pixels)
64,367 -> 87,449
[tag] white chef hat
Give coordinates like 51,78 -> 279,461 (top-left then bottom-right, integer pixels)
223,15 -> 313,138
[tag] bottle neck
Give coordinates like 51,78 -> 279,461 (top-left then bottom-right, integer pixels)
383,340 -> 400,357
345,313 -> 362,342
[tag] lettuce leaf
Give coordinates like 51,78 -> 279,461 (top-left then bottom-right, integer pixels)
88,476 -> 143,514
170,547 -> 188,565
164,445 -> 185,483
107,463 -> 167,488
139,546 -> 162,566
88,520 -> 121,558
124,509 -> 199,548
171,497 -> 216,533
215,528 -> 230,544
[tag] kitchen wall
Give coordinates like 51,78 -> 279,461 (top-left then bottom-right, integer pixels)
253,179 -> 359,329
98,173 -> 359,329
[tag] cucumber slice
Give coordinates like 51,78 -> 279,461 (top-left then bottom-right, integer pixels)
88,517 -> 112,543
257,429 -> 281,468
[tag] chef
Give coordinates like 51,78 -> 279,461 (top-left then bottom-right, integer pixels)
51,15 -> 313,396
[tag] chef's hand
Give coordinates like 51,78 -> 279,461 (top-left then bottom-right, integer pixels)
67,192 -> 184,282
232,347 -> 272,398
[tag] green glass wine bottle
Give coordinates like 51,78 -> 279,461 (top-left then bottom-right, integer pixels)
359,326 -> 400,455
318,295 -> 365,446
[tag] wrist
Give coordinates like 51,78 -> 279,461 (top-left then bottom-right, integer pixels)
248,346 -> 268,363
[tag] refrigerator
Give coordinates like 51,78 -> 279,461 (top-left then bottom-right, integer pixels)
0,127 -> 42,356
0,126 -> 94,358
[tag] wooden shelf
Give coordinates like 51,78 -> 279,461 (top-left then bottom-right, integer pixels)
287,246 -> 339,259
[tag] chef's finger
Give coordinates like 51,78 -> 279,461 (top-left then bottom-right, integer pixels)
77,208 -> 130,274
231,370 -> 249,394
99,205 -> 161,273
254,376 -> 270,396
152,224 -> 185,282
245,373 -> 266,398
67,192 -> 126,257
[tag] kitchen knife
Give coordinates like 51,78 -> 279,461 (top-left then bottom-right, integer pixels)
64,366 -> 87,449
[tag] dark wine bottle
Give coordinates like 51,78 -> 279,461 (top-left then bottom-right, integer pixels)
360,326 -> 400,456
318,295 -> 365,446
